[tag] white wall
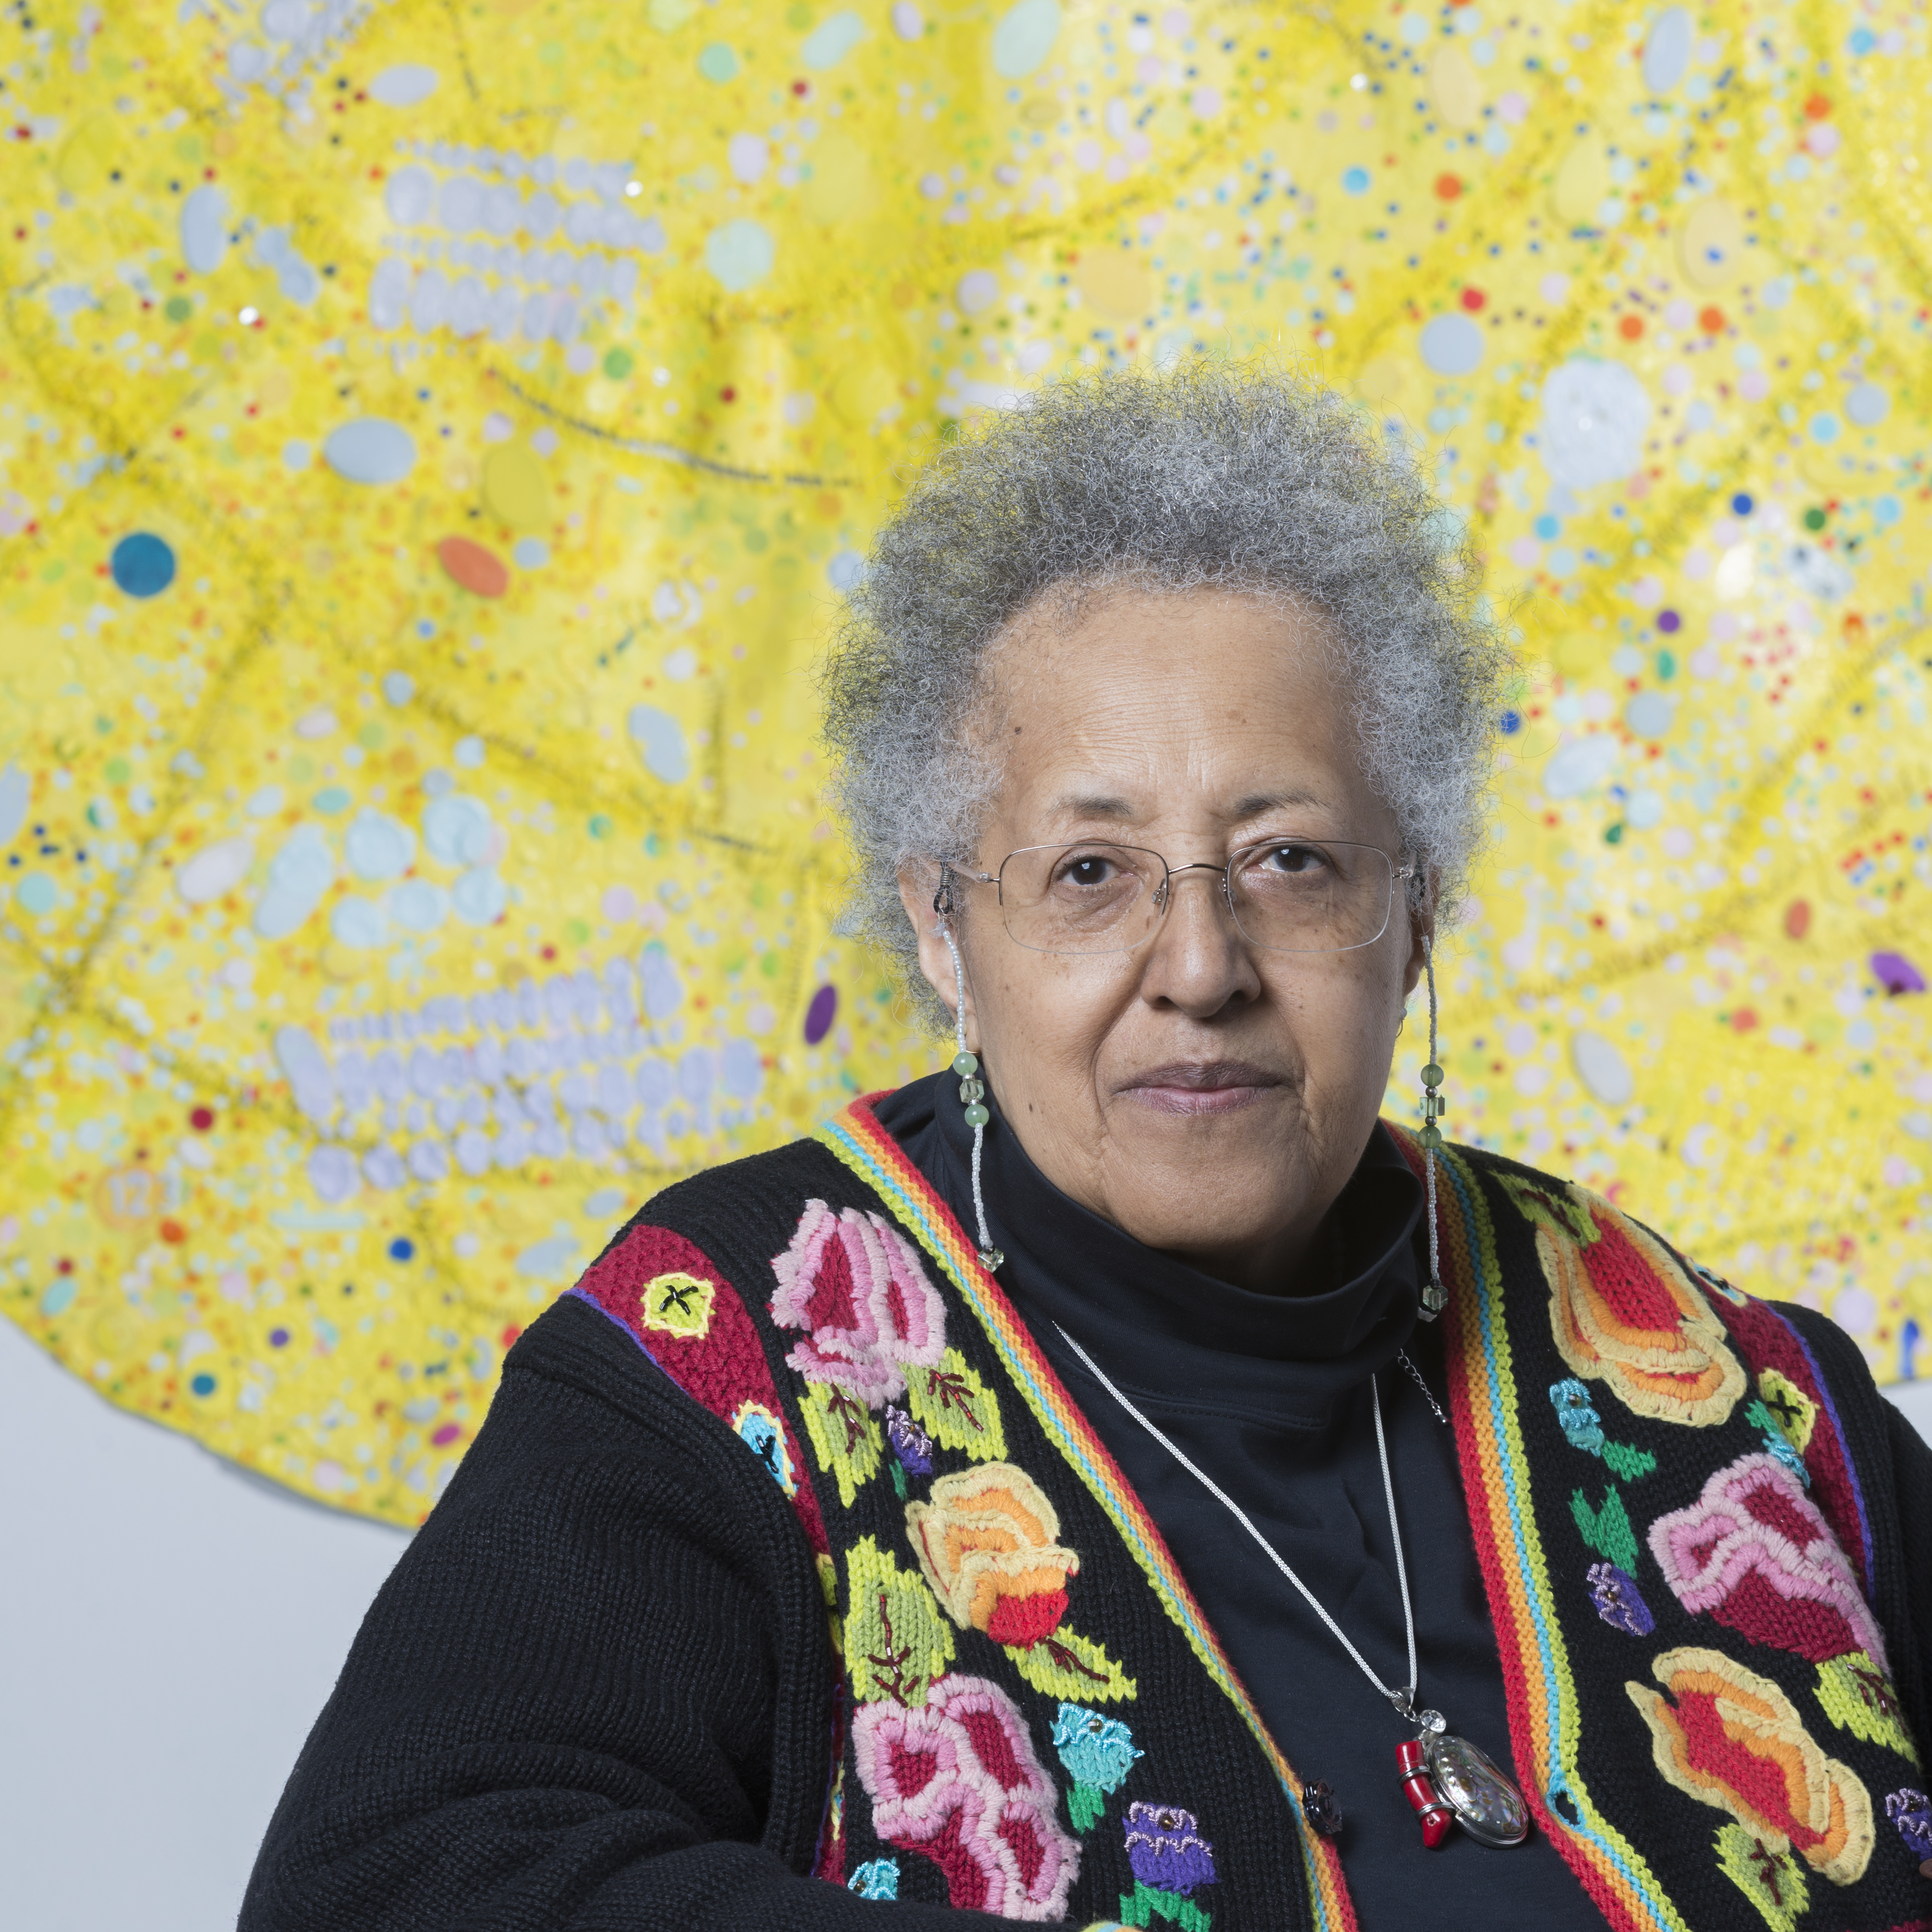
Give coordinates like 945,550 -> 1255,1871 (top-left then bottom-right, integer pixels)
0,1319 -> 409,1932
3,1316 -> 1930,1932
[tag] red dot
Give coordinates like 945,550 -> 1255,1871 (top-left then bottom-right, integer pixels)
791,78 -> 809,95
1618,313 -> 1645,340
55,1257 -> 74,1274
189,1105 -> 215,1131
1459,286 -> 1485,312
159,1219 -> 187,1244
720,386 -> 737,403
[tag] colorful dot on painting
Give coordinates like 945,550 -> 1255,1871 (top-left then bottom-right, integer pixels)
268,1327 -> 291,1348
1731,491 -> 1754,514
190,1372 -> 216,1398
803,983 -> 838,1045
1657,610 -> 1680,633
389,1236 -> 416,1261
431,1423 -> 464,1447
189,1105 -> 215,1131
110,532 -> 176,597
1784,901 -> 1812,941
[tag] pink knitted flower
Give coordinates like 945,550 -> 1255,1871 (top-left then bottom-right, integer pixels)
851,1675 -> 1079,1920
1648,1451 -> 1886,1667
769,1199 -> 947,1405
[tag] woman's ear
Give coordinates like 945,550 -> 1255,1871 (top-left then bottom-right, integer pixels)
895,861 -> 980,1048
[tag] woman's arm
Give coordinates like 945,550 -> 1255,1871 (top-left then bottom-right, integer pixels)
240,1293 -> 997,1930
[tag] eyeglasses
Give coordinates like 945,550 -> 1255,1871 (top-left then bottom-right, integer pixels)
940,839 -> 1415,958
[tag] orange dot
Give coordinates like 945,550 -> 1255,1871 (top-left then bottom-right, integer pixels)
1784,900 -> 1812,941
1617,313 -> 1645,340
1460,286 -> 1486,312
1435,172 -> 1463,200
1803,92 -> 1831,119
436,535 -> 509,599
1697,305 -> 1726,334
159,1218 -> 187,1244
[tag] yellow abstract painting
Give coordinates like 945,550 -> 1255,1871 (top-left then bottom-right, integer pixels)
1,0 -> 1926,1525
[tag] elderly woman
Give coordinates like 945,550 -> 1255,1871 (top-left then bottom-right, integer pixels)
244,368 -> 1932,1932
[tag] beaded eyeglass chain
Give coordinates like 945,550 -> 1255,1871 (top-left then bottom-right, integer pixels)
935,870 -> 1005,1272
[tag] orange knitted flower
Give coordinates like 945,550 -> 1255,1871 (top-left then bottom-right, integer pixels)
905,1463 -> 1080,1649
1627,1647 -> 1875,1885
1503,1172 -> 1746,1427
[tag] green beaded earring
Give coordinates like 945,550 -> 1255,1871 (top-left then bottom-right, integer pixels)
1417,932 -> 1448,1321
935,868 -> 1004,1273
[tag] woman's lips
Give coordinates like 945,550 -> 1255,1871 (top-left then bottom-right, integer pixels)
1117,1063 -> 1286,1116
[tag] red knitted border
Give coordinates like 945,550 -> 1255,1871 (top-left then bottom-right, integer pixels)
571,1222 -> 830,1558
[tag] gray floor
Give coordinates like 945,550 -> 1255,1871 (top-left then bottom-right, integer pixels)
2,1313 -> 1929,1932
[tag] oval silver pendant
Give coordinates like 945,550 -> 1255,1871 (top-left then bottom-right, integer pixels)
1424,1730 -> 1531,1847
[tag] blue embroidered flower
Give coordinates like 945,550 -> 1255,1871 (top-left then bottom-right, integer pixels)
848,1857 -> 900,1900
884,1403 -> 934,1478
1053,1703 -> 1143,1791
1123,1801 -> 1216,1895
1586,1561 -> 1654,1636
1886,1790 -> 1932,1864
1549,1378 -> 1605,1456
1052,1702 -> 1142,1830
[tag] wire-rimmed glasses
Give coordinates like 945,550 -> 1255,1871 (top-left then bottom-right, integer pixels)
941,839 -> 1414,957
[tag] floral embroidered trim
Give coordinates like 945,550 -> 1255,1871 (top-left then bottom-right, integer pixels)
1524,1174 -> 1746,1429
1586,1562 -> 1654,1636
1814,1653 -> 1920,1762
1646,1451 -> 1886,1668
845,1535 -> 956,1709
771,1198 -> 948,1405
1570,1482 -> 1640,1575
1120,1801 -> 1218,1928
906,1462 -> 1081,1649
1714,1821 -> 1809,1932
1052,1703 -> 1142,1832
1549,1377 -> 1658,1482
1626,1646 -> 1875,1886
851,1674 -> 1080,1920
731,1398 -> 797,1496
1884,1789 -> 1932,1870
640,1270 -> 714,1340
849,1857 -> 900,1900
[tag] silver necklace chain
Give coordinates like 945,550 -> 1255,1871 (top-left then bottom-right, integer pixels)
1394,1347 -> 1447,1426
1054,1322 -> 1426,1718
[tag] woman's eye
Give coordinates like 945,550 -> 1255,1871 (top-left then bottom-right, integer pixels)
1261,843 -> 1323,874
1062,855 -> 1114,887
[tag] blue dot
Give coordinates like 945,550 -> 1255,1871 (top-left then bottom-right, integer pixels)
1808,412 -> 1840,445
190,1371 -> 217,1397
1533,514 -> 1561,541
389,1236 -> 415,1261
1730,491 -> 1754,515
1342,166 -> 1371,195
1874,494 -> 1902,527
1848,25 -> 1876,54
110,532 -> 176,598
1499,710 -> 1522,735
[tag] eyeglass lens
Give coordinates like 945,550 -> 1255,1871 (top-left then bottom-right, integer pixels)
996,840 -> 1396,956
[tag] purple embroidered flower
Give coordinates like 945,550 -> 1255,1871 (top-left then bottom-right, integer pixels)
1587,1561 -> 1655,1636
885,1403 -> 934,1478
1886,1789 -> 1932,1864
1123,1801 -> 1216,1896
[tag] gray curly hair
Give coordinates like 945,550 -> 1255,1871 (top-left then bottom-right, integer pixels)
819,361 -> 1515,1032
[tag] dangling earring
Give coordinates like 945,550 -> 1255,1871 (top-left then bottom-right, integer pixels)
934,870 -> 1004,1273
1416,931 -> 1448,1321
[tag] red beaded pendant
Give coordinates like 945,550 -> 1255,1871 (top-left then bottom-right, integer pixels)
1395,1738 -> 1457,1848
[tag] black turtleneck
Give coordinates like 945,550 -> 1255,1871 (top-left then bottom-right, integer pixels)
876,1071 -> 1602,1932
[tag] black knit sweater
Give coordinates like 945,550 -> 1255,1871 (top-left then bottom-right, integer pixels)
241,1108 -> 1932,1932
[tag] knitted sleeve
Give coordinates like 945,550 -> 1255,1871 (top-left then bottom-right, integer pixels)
238,1292 -> 1003,1932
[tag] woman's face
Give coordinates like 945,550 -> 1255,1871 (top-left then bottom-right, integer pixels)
898,587 -> 1429,1293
